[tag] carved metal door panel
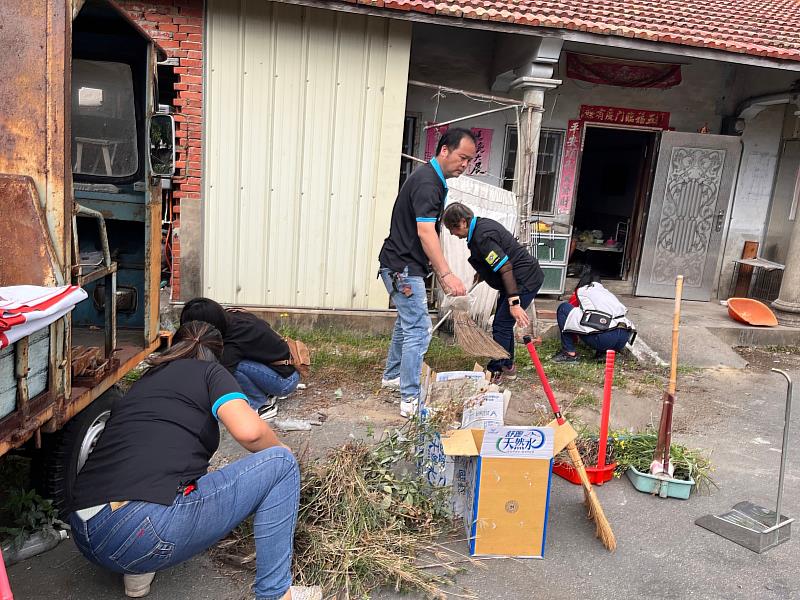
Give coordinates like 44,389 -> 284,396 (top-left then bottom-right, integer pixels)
635,132 -> 742,300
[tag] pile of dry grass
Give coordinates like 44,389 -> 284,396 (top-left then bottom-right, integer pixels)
214,423 -> 479,599
292,425 -> 471,598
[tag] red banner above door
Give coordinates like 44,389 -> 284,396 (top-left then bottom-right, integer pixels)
567,53 -> 682,89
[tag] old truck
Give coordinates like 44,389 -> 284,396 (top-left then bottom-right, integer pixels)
0,0 -> 175,510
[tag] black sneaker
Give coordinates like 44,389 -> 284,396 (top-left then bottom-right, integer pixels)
552,351 -> 579,364
257,396 -> 278,421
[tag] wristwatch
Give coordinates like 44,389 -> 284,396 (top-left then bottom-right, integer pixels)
508,296 -> 521,307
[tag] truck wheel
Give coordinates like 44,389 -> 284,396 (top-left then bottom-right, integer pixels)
35,386 -> 119,514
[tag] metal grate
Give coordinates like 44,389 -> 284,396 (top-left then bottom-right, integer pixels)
728,258 -> 785,303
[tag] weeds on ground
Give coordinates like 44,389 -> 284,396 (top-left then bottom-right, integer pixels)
514,338 -> 699,398
611,430 -> 717,494
763,345 -> 800,355
515,338 -> 632,393
0,456 -> 58,548
214,421 -> 474,599
571,389 -> 598,408
278,326 -> 477,385
119,364 -> 148,393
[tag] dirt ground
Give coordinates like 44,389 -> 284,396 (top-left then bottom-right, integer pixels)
7,333 -> 800,600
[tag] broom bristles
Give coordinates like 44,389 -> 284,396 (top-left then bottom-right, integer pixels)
567,442 -> 617,551
451,310 -> 509,359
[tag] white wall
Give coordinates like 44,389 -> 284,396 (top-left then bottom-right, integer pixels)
763,106 -> 800,263
718,105 -> 785,294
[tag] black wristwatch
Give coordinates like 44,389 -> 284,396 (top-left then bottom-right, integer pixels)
508,296 -> 521,307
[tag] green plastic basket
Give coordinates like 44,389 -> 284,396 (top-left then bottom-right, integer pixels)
626,465 -> 695,499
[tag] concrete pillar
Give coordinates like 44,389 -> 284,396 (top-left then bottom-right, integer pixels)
511,76 -> 561,241
772,221 -> 800,325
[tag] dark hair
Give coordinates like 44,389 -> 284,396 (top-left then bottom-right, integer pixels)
180,297 -> 228,337
435,127 -> 476,156
442,202 -> 474,229
576,267 -> 602,291
148,321 -> 224,366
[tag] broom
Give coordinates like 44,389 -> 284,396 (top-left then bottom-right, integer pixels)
523,335 -> 617,551
429,283 -> 510,360
650,274 -> 683,478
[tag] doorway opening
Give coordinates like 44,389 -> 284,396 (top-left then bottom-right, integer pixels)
568,126 -> 658,281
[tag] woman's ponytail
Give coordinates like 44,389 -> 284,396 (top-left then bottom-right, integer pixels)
148,320 -> 224,366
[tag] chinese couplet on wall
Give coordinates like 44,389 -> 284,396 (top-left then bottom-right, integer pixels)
424,125 -> 493,176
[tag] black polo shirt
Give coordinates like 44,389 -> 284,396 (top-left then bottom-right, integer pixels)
222,311 -> 294,378
69,359 -> 247,511
378,161 -> 447,277
466,217 -> 544,295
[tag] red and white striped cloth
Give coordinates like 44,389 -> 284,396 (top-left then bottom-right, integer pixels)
0,285 -> 88,349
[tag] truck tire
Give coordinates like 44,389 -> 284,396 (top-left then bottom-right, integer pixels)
35,386 -> 119,514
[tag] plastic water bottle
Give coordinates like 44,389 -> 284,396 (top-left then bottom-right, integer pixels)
1,527 -> 68,567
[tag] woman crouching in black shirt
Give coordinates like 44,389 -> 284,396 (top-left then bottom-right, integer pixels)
68,321 -> 319,600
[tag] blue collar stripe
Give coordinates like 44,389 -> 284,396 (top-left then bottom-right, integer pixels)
467,216 -> 478,243
430,158 -> 448,190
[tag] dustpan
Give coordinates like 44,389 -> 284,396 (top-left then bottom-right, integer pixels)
695,369 -> 794,553
726,297 -> 778,327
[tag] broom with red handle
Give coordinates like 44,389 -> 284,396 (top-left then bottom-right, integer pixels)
597,350 -> 615,470
523,335 -> 617,551
0,549 -> 13,600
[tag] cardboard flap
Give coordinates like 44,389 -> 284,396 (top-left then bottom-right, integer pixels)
441,429 -> 485,456
546,419 -> 579,455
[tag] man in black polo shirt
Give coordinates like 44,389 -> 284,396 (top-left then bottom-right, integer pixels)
443,202 -> 544,384
378,128 -> 476,417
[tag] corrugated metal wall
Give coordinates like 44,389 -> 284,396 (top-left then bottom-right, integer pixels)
203,1 -> 411,309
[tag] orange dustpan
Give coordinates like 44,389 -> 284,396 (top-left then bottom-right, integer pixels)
727,297 -> 778,327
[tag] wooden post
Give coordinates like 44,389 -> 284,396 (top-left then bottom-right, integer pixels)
732,241 -> 759,297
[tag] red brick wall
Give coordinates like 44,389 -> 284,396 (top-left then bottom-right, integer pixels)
118,0 -> 204,299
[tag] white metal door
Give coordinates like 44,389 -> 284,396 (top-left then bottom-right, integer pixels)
635,132 -> 742,300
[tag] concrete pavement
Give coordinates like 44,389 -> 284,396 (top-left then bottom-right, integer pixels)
8,360 -> 800,600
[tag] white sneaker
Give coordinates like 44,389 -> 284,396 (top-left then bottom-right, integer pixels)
400,397 -> 418,419
257,395 -> 279,420
124,572 -> 155,598
289,585 -> 323,600
381,376 -> 400,390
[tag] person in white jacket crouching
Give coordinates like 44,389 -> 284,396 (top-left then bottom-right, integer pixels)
553,270 -> 636,364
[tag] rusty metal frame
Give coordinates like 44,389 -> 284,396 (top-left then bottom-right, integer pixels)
0,0 -> 165,456
0,334 -> 160,455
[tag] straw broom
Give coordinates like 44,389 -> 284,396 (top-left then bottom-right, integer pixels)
451,309 -> 509,359
523,335 -> 617,551
429,282 -> 509,359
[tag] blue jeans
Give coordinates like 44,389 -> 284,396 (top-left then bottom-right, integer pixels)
380,268 -> 432,399
556,302 -> 630,354
487,289 -> 538,373
69,446 -> 299,600
234,360 -> 300,410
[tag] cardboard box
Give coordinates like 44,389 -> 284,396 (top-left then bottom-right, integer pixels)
442,425 -> 555,558
461,391 -> 507,429
416,365 -> 505,514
